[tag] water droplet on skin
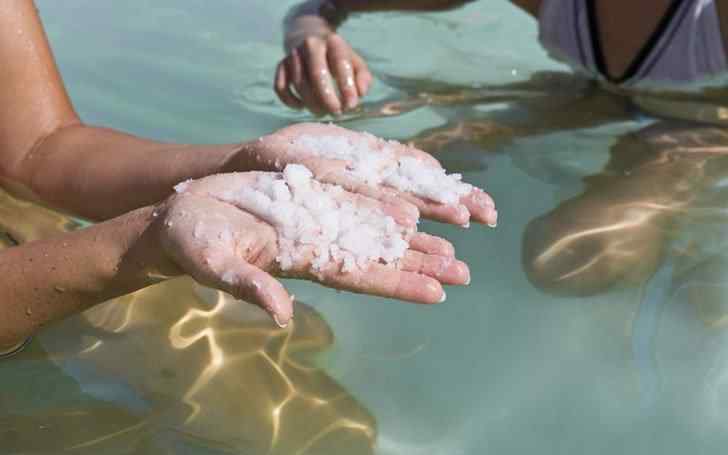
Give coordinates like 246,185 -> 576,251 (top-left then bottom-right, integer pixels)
54,286 -> 66,293
25,307 -> 32,316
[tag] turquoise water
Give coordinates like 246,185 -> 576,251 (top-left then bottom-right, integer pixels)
4,1 -> 728,454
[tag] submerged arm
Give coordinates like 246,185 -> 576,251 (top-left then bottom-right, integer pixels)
0,206 -> 176,349
0,0 -> 480,348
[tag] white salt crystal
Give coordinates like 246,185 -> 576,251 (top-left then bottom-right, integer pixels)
178,164 -> 411,273
174,179 -> 193,193
291,134 -> 474,205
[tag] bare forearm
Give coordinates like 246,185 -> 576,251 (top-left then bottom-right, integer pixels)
284,0 -> 476,50
9,124 -> 252,221
0,205 -> 178,347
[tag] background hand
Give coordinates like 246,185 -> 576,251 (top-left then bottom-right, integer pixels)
275,34 -> 372,115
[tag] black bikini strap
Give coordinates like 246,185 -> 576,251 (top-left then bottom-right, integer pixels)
586,0 -> 688,84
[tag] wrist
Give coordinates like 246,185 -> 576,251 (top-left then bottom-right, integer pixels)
284,1 -> 344,51
117,205 -> 183,288
284,19 -> 336,52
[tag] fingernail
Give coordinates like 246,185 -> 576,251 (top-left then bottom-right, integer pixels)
273,314 -> 290,329
465,272 -> 471,286
488,210 -> 498,228
458,205 -> 471,225
439,291 -> 447,303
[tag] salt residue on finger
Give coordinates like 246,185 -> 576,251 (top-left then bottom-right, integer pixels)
290,132 -> 474,205
175,165 -> 412,273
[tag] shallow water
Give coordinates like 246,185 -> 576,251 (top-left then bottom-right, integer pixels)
5,1 -> 728,454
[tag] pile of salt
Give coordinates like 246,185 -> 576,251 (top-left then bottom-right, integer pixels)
176,164 -> 411,273
292,134 -> 473,205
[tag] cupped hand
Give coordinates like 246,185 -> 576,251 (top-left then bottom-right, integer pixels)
235,122 -> 498,226
275,34 -> 372,115
155,172 -> 469,327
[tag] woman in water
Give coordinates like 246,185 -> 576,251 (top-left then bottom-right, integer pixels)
275,0 -> 728,115
0,0 -> 498,357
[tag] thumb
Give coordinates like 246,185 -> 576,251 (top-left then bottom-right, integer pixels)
221,261 -> 294,328
194,254 -> 295,328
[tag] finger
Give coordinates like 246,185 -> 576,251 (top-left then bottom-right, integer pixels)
162,194 -> 294,327
400,250 -> 470,285
344,189 -> 419,230
327,36 -> 359,111
275,61 -> 304,110
317,169 -> 420,227
289,50 -> 328,116
388,142 -> 443,168
301,38 -> 342,114
214,261 -> 294,327
177,235 -> 294,326
409,233 -> 455,257
182,242 -> 294,327
461,189 -> 498,227
396,192 -> 471,226
298,79 -> 329,117
351,53 -> 373,96
320,263 -> 445,304
316,161 -> 469,226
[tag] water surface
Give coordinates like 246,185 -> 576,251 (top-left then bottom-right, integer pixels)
3,1 -> 728,453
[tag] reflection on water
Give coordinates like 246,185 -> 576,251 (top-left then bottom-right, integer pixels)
0,192 -> 375,454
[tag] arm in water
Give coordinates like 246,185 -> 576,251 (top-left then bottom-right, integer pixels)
275,0 -> 540,114
0,0 -> 481,351
0,0 -> 494,226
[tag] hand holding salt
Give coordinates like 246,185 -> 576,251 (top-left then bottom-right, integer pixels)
160,165 -> 469,327
235,123 -> 497,227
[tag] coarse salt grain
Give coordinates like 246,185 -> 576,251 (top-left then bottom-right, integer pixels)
177,164 -> 411,273
291,134 -> 473,205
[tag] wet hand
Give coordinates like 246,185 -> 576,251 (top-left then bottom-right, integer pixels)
155,172 -> 469,327
236,123 -> 498,226
275,34 -> 372,115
